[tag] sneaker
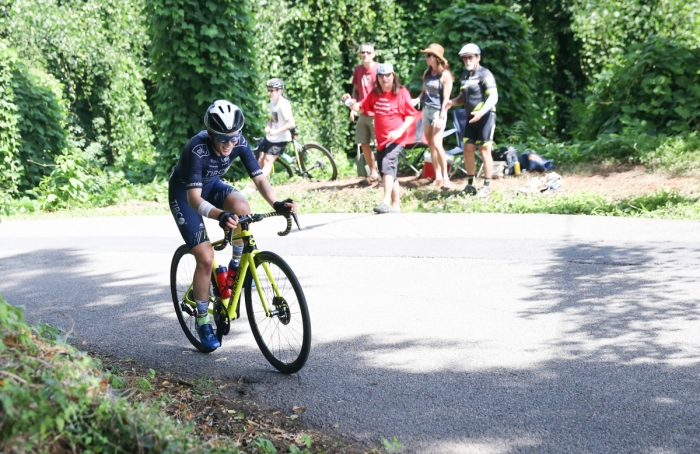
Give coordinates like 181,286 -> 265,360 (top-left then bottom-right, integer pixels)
196,322 -> 221,349
373,203 -> 391,214
476,186 -> 492,198
462,184 -> 477,196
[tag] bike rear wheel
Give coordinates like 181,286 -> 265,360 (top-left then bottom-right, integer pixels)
170,245 -> 223,353
245,251 -> 311,374
301,143 -> 337,181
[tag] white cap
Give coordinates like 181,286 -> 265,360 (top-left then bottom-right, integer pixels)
458,43 -> 481,56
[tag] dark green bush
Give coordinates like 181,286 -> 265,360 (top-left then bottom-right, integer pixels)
0,41 -> 68,196
147,0 -> 261,171
579,38 -> 700,139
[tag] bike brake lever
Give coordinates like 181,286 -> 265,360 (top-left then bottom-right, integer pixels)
291,212 -> 301,230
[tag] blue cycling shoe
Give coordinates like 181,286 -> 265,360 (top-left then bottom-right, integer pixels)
196,322 -> 221,350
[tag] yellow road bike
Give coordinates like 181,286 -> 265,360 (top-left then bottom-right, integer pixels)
170,212 -> 310,374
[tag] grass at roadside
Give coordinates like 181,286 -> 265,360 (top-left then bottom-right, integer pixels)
4,167 -> 700,221
0,295 -> 377,453
251,184 -> 700,220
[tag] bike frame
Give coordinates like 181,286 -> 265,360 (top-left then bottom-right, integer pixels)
208,228 -> 276,321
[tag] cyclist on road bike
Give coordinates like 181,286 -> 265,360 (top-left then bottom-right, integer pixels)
168,99 -> 296,350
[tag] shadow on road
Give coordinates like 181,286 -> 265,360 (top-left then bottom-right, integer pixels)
2,242 -> 700,453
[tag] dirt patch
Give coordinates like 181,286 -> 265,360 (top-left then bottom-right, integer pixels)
283,165 -> 700,200
94,354 -> 370,453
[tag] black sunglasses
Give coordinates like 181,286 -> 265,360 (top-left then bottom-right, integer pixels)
211,132 -> 240,143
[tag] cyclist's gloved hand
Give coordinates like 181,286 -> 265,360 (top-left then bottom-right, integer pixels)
218,211 -> 238,229
273,198 -> 294,217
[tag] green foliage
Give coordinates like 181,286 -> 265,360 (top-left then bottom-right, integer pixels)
416,2 -> 543,137
147,0 -> 261,170
252,0 -> 406,156
579,38 -> 700,139
11,59 -> 70,192
0,0 -> 155,197
0,40 -> 69,196
0,295 -> 243,453
571,0 -> 700,75
0,40 -> 21,195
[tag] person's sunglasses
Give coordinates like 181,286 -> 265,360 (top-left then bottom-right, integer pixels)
267,88 -> 278,93
360,51 -> 372,55
461,55 -> 477,61
426,54 -> 435,58
211,132 -> 240,143
378,73 -> 392,78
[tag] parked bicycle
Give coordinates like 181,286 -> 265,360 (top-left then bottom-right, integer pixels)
253,129 -> 337,182
170,211 -> 311,374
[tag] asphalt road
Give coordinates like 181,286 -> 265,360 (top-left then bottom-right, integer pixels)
2,213 -> 700,453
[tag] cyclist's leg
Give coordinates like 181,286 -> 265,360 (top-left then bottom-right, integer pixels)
477,112 -> 497,180
169,179 -> 213,302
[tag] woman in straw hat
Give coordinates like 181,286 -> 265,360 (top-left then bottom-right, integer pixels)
413,43 -> 454,189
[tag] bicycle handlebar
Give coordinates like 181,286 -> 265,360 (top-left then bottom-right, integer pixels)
223,211 -> 301,244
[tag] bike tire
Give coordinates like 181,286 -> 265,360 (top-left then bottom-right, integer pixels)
245,251 -> 311,374
300,143 -> 337,181
170,245 -> 224,353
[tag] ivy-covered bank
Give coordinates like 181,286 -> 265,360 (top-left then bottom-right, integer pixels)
1,0 -> 699,213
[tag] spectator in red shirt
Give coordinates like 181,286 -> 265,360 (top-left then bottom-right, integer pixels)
351,42 -> 380,184
342,63 -> 417,213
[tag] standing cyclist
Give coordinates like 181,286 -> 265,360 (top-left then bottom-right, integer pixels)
242,78 -> 296,194
168,100 -> 296,350
447,43 -> 498,198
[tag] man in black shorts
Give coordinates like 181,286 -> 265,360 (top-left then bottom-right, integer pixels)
447,43 -> 499,198
168,100 -> 296,350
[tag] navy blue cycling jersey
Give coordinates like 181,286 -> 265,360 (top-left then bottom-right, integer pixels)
172,130 -> 262,191
460,66 -> 497,113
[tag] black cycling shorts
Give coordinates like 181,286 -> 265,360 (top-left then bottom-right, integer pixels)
263,140 -> 288,156
464,111 -> 496,145
168,176 -> 235,249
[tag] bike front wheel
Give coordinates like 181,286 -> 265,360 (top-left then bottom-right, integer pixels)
245,251 -> 311,374
170,245 -> 223,353
301,143 -> 337,181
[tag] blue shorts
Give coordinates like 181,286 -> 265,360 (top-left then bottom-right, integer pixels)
168,176 -> 235,249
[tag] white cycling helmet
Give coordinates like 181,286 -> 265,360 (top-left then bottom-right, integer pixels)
203,100 -> 244,135
266,78 -> 285,89
458,43 -> 482,56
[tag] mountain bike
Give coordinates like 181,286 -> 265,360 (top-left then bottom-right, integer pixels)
253,130 -> 337,182
170,212 -> 311,374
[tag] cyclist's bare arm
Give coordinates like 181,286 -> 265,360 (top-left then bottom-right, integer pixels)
251,175 -> 297,213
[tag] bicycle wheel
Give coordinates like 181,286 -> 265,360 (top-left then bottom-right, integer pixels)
170,245 -> 223,353
245,251 -> 311,374
300,143 -> 337,181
